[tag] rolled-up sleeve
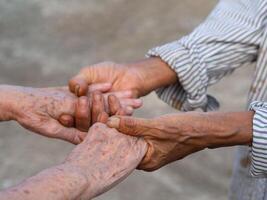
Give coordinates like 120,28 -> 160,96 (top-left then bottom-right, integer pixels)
147,0 -> 264,111
249,101 -> 267,177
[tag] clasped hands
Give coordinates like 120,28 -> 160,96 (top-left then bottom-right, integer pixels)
1,58 -> 253,199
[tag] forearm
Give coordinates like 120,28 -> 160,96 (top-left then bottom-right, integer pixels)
0,164 -> 91,200
126,57 -> 178,92
181,111 -> 253,148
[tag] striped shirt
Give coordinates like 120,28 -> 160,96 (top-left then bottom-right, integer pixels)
147,0 -> 267,199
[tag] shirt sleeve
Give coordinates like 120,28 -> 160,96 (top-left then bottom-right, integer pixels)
147,0 -> 265,111
249,101 -> 267,177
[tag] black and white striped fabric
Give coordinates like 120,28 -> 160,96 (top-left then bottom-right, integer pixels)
250,101 -> 267,177
147,0 -> 267,192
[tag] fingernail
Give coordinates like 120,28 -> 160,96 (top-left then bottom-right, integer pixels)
75,85 -> 80,96
134,99 -> 142,105
126,106 -> 133,113
124,90 -> 133,96
107,116 -> 120,128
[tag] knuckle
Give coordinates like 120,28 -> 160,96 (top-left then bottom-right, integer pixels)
124,118 -> 136,129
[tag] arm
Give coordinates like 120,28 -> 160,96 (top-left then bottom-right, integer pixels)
69,0 -> 264,111
0,164 -> 89,200
107,111 -> 253,171
0,123 -> 147,200
147,0 -> 265,111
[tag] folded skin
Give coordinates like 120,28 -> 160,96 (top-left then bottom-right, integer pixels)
74,92 -> 129,132
0,123 -> 148,200
0,85 -> 86,144
107,112 -> 253,171
63,84 -> 143,132
0,85 -> 142,144
68,58 -> 177,98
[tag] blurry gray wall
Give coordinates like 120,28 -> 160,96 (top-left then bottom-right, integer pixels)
0,1 -> 254,200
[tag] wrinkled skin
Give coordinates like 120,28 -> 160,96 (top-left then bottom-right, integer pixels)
107,112 -> 253,172
69,61 -> 145,98
1,86 -> 86,144
0,123 -> 148,200
74,92 -> 130,132
65,123 -> 148,199
68,58 -> 177,98
0,85 -> 141,144
107,114 -> 206,171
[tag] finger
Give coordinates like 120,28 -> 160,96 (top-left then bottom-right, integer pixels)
58,114 -> 74,127
106,116 -> 152,136
88,83 -> 112,93
108,95 -> 122,115
124,106 -> 134,116
75,96 -> 91,132
92,92 -> 105,124
69,73 -> 89,97
97,112 -> 109,123
116,108 -> 127,116
104,90 -> 134,99
120,98 -> 143,109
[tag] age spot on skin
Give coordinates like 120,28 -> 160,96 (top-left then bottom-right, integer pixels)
23,189 -> 30,194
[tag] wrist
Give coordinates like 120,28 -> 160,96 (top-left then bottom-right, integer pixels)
126,57 -> 178,96
0,85 -> 18,121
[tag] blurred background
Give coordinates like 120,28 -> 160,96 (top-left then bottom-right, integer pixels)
0,0 -> 254,199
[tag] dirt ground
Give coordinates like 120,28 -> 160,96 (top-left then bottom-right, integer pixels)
0,1 -> 255,199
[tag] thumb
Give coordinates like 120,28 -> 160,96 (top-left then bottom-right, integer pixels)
106,116 -> 152,136
69,73 -> 90,97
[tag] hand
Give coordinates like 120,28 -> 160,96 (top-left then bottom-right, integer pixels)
64,123 -> 147,199
0,85 -> 87,144
65,84 -> 143,132
107,112 -> 252,171
68,58 -> 177,98
0,85 -> 142,142
77,83 -> 143,115
73,92 -> 132,132
107,114 -> 204,171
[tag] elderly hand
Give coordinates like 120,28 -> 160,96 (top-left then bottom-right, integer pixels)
0,123 -> 147,200
0,85 -> 142,144
0,85 -> 87,144
68,58 -> 177,98
107,112 -> 253,171
64,123 -> 147,199
72,91 -> 135,132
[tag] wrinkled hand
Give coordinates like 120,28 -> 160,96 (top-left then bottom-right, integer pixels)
0,84 -> 142,143
64,123 -> 147,199
69,61 -> 152,98
72,91 -> 134,132
76,83 -> 143,116
2,86 -> 87,144
64,83 -> 143,132
107,113 -> 211,171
